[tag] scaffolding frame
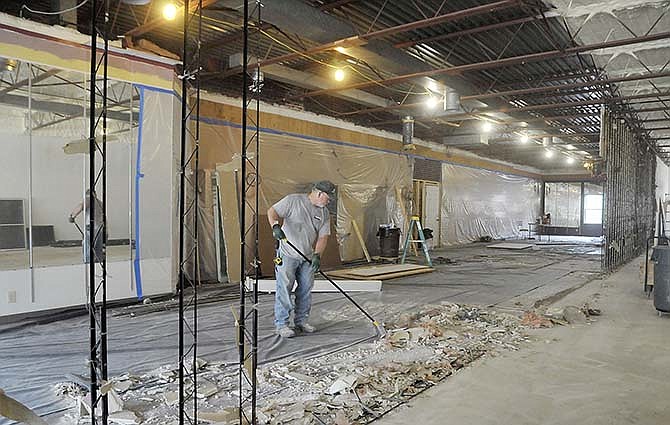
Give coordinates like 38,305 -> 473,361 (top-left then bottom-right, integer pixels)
87,0 -> 110,423
239,0 -> 262,422
178,0 -> 203,424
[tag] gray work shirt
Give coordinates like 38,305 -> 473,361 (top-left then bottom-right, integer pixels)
85,196 -> 104,231
273,194 -> 331,260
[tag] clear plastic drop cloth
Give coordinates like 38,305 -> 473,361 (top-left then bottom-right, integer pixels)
440,163 -> 541,244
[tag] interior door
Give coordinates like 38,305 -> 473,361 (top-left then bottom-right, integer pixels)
422,182 -> 440,244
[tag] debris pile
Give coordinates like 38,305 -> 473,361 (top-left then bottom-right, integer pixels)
55,302 -> 537,424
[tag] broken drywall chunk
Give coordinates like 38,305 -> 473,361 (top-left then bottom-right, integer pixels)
109,410 -> 140,424
563,306 -> 587,324
326,375 -> 358,395
197,379 -> 219,399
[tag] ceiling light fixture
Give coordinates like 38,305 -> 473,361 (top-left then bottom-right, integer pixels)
334,46 -> 347,54
162,2 -> 178,20
520,134 -> 529,143
333,68 -> 345,81
545,149 -> 554,158
566,156 -> 575,165
426,96 -> 439,109
481,121 -> 493,133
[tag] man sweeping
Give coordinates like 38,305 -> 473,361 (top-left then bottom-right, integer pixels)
267,180 -> 335,338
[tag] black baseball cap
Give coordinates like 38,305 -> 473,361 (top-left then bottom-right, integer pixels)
314,180 -> 336,196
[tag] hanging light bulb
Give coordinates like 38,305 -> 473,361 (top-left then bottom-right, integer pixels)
333,68 -> 345,82
162,2 -> 178,20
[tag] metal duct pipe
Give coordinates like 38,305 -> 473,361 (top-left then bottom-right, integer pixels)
402,116 -> 415,150
444,88 -> 463,113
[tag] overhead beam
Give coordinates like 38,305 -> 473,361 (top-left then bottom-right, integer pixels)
341,90 -> 670,119
0,68 -> 61,97
462,71 -> 670,102
286,30 -> 670,101
217,0 -> 521,75
394,13 -> 558,49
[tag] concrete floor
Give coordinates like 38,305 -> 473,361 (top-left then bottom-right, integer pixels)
377,258 -> 670,425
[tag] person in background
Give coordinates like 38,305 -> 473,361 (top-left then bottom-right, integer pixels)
69,189 -> 105,264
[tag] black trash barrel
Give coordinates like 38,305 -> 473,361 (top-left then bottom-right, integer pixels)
652,245 -> 670,313
378,226 -> 400,257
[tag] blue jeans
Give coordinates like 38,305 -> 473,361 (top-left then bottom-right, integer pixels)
274,255 -> 314,329
83,225 -> 105,264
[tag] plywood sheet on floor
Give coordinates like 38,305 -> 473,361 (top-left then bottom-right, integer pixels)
327,263 -> 433,280
487,243 -> 534,250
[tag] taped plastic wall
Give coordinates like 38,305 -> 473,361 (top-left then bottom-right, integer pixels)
197,117 -> 411,278
0,59 -> 176,318
440,163 -> 541,245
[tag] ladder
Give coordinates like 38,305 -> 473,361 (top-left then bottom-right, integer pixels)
400,215 -> 433,267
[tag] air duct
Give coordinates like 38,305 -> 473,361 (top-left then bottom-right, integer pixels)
402,116 -> 415,151
444,88 -> 463,113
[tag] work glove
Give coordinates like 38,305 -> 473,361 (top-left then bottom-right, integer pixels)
68,215 -> 75,223
272,224 -> 286,240
311,253 -> 321,273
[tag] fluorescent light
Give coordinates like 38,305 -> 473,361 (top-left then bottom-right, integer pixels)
333,68 -> 345,81
565,144 -> 577,150
481,121 -> 493,133
162,3 -> 178,20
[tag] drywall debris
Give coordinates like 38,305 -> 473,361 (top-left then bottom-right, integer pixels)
562,306 -> 587,324
54,304 -> 539,424
327,375 -> 358,395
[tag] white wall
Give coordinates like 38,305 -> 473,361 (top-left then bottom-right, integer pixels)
0,133 -> 131,241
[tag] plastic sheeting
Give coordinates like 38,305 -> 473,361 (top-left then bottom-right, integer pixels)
440,163 -> 541,245
0,243 -> 601,424
198,119 -> 412,279
545,183 -> 581,227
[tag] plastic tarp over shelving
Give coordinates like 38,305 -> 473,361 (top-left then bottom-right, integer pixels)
440,163 -> 541,245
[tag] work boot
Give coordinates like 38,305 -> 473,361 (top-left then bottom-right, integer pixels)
295,323 -> 316,333
276,326 -> 296,338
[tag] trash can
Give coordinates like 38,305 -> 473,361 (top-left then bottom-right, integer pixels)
378,226 -> 400,258
652,245 -> 670,313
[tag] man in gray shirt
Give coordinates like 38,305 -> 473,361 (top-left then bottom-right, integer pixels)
267,180 -> 335,338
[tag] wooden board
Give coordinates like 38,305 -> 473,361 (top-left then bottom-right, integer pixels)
246,278 -> 382,293
328,268 -> 434,281
326,263 -> 434,280
487,243 -> 534,250
330,263 -> 429,277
